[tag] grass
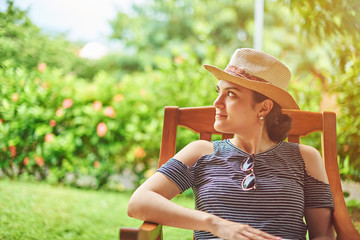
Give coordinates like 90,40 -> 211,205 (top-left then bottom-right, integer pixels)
346,199 -> 360,231
0,179 -> 194,240
1,180 -> 359,240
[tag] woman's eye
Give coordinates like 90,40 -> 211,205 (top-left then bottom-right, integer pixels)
216,89 -> 236,97
228,91 -> 235,96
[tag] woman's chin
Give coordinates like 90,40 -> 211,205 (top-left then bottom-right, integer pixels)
214,122 -> 232,134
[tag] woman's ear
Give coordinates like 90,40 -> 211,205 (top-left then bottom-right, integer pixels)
258,99 -> 273,117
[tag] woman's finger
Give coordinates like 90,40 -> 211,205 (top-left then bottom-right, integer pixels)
240,225 -> 281,240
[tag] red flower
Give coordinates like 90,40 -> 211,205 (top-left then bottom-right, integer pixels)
174,56 -> 184,64
37,63 -> 47,73
23,157 -> 30,166
134,147 -> 146,158
97,122 -> 107,137
56,107 -> 63,117
113,94 -> 124,102
62,99 -> 73,109
9,145 -> 16,158
140,89 -> 147,97
49,119 -> 57,127
45,133 -> 54,142
104,106 -> 116,118
41,82 -> 49,89
0,119 -> 3,124
93,101 -> 102,111
93,161 -> 101,168
11,93 -> 19,103
35,156 -> 44,167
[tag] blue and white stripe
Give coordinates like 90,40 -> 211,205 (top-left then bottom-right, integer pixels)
157,140 -> 334,240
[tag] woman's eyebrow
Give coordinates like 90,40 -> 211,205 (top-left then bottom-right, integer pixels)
225,87 -> 241,91
217,86 -> 241,92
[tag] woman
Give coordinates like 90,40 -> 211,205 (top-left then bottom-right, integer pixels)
127,48 -> 334,240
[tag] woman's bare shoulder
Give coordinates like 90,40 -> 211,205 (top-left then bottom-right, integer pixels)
299,144 -> 329,183
173,140 -> 214,167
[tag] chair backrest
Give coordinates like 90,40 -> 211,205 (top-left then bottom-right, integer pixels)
157,106 -> 359,240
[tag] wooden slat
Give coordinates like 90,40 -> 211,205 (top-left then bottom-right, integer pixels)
222,133 -> 233,140
287,135 -> 299,144
321,112 -> 360,240
178,107 -> 220,134
283,109 -> 323,137
177,107 -> 324,137
158,107 -> 179,168
120,228 -> 139,240
120,222 -> 162,240
200,132 -> 212,141
138,222 -> 163,240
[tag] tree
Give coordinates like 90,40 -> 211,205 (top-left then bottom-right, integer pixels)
285,0 -> 360,180
0,0 -> 100,79
110,0 -> 256,67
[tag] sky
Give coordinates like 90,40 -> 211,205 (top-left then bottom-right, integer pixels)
1,0 -> 139,43
0,0 -> 145,58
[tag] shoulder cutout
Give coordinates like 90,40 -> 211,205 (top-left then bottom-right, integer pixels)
173,140 -> 213,167
299,144 -> 329,183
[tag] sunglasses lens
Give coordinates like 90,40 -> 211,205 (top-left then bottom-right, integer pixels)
241,155 -> 254,171
242,173 -> 256,190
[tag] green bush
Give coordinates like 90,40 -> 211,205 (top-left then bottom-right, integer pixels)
3,40 -> 354,189
333,55 -> 360,181
0,66 -> 128,188
0,47 -> 222,189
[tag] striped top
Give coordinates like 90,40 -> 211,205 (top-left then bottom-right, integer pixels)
157,140 -> 334,240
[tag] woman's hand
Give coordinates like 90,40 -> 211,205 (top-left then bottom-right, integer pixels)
208,216 -> 281,240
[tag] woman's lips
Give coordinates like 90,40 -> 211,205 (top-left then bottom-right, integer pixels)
215,113 -> 227,118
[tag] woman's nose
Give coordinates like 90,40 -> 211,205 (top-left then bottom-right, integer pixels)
213,94 -> 224,108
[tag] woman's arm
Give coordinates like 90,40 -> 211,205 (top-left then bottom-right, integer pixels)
300,144 -> 335,240
127,171 -> 213,230
305,208 -> 334,240
127,140 -> 281,240
127,140 -> 214,229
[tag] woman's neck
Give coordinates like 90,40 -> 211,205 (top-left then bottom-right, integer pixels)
230,131 -> 277,155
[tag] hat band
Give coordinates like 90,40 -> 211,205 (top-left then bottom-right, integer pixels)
225,65 -> 268,83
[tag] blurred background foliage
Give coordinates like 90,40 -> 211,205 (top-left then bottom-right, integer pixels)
1,0 -> 359,190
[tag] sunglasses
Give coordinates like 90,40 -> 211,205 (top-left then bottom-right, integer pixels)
240,154 -> 257,191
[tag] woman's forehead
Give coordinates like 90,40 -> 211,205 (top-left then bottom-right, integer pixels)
217,80 -> 250,92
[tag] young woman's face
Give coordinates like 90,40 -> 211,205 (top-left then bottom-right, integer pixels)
213,80 -> 260,134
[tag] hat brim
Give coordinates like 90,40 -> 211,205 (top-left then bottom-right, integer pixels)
204,64 -> 300,110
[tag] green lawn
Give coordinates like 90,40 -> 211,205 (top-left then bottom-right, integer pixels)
1,180 -> 359,240
0,180 -> 194,240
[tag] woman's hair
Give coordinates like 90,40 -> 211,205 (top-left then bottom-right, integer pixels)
252,91 -> 293,142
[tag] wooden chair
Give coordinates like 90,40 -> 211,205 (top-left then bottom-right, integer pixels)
120,106 -> 360,240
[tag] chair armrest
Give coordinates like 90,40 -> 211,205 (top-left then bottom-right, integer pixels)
120,221 -> 163,240
332,209 -> 360,240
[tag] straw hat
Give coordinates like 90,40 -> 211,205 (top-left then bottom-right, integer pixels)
204,48 -> 299,110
